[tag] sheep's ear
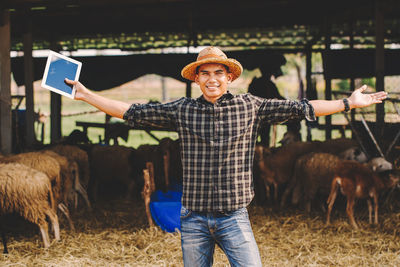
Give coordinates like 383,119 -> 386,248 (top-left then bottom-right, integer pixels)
372,165 -> 377,171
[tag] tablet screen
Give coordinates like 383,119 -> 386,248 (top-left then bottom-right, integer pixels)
41,51 -> 82,98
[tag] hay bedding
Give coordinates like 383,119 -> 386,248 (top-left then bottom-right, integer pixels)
2,199 -> 400,266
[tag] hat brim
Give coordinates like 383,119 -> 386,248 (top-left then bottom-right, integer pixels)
181,57 -> 243,82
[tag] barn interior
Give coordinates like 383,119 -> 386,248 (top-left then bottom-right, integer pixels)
1,0 -> 400,265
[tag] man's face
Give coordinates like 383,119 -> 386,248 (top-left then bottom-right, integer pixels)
195,63 -> 233,103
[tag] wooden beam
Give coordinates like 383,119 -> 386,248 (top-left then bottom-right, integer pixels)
375,0 -> 385,139
23,19 -> 36,148
0,9 -> 12,154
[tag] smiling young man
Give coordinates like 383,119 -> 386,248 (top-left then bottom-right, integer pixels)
66,46 -> 387,267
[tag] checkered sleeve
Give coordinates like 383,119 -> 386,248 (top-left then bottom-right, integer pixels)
123,97 -> 185,129
256,97 -> 316,124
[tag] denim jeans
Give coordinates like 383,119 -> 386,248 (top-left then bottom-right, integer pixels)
180,206 -> 262,267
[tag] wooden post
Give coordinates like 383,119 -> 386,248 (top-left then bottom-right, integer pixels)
146,161 -> 156,193
324,18 -> 332,140
0,9 -> 12,154
375,0 -> 385,139
305,47 -> 312,141
50,43 -> 62,143
161,76 -> 167,102
23,19 -> 36,148
50,92 -> 62,143
104,114 -> 111,144
185,80 -> 191,98
349,19 -> 356,133
142,164 -> 155,227
163,150 -> 170,190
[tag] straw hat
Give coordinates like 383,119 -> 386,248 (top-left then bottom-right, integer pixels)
181,46 -> 243,81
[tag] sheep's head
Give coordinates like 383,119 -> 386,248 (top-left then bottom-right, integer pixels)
339,147 -> 368,163
369,157 -> 393,172
279,131 -> 300,146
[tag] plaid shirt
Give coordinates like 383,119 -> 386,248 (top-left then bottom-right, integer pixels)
124,92 -> 315,212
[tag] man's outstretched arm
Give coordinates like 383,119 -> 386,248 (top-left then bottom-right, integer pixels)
310,85 -> 388,117
65,78 -> 130,119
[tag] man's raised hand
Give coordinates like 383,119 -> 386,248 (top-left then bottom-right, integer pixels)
347,85 -> 388,109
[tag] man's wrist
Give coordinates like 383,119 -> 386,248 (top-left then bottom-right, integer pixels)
342,98 -> 351,112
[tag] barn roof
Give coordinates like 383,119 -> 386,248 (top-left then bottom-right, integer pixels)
5,0 -> 400,51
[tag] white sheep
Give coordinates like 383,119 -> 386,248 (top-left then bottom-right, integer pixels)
338,146 -> 368,163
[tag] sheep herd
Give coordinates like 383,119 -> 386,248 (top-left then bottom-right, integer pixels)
253,137 -> 399,229
0,138 -> 182,253
0,136 -> 399,253
0,145 -> 93,253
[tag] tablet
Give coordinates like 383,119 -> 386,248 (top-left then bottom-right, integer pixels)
41,51 -> 82,99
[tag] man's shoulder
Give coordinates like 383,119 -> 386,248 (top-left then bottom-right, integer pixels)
235,93 -> 264,103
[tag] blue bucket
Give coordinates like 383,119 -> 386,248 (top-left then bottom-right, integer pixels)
149,190 -> 182,233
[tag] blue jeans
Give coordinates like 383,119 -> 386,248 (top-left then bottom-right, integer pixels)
180,206 -> 262,267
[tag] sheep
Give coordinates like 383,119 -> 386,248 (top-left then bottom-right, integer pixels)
286,148 -> 368,210
279,131 -> 301,146
253,145 -> 274,202
338,146 -> 368,163
279,139 -> 366,208
0,152 -> 62,213
48,144 -> 91,209
136,143 -> 168,193
289,152 -> 394,215
326,161 -> 399,229
253,141 -> 320,205
89,144 -> 137,202
157,137 -> 182,189
0,163 -> 60,251
316,137 -> 359,155
289,152 -> 342,212
41,150 -> 91,230
42,150 -> 91,210
366,157 -> 393,172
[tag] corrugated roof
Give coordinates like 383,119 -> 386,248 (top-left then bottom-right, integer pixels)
9,19 -> 400,51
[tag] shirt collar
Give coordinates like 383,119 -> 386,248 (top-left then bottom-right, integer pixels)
197,91 -> 234,105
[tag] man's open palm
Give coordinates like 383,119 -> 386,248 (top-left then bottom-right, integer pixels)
348,85 -> 388,109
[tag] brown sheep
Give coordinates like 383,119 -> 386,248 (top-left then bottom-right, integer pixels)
289,152 -> 394,214
89,145 -> 137,201
254,141 -> 320,204
48,144 -> 91,209
136,143 -> 170,193
49,144 -> 91,190
0,163 -> 60,251
289,152 -> 341,212
279,138 -> 365,208
326,161 -> 399,229
0,152 -> 62,213
279,131 -> 301,146
42,150 -> 91,210
157,137 -> 182,189
316,137 -> 359,155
